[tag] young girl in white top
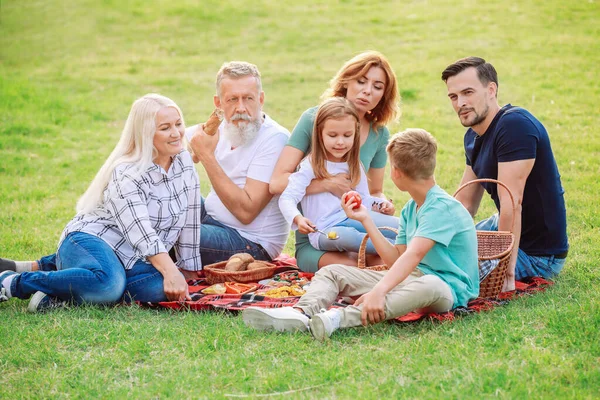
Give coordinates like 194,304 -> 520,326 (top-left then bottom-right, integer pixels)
279,97 -> 399,254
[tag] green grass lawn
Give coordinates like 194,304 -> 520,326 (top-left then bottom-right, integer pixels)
1,0 -> 599,398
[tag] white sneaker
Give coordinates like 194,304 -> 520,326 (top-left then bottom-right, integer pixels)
0,271 -> 18,302
309,308 -> 342,341
27,291 -> 67,313
242,306 -> 309,332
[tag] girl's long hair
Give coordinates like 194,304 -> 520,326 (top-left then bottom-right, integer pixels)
311,97 -> 361,188
322,50 -> 400,130
76,93 -> 184,214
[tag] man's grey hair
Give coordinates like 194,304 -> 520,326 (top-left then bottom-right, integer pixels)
216,61 -> 262,97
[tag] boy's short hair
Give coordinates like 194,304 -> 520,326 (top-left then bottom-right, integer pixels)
387,128 -> 437,180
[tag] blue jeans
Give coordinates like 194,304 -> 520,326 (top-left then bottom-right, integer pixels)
16,232 -> 169,304
476,214 -> 566,280
318,211 -> 399,254
200,197 -> 271,265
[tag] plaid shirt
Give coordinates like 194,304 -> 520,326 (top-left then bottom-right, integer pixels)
60,151 -> 202,270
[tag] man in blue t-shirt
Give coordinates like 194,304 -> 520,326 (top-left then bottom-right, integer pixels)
442,56 -> 569,291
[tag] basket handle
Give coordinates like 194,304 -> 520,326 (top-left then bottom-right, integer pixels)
453,178 -> 516,233
357,226 -> 399,269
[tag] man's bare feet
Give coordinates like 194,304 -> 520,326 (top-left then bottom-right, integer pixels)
502,275 -> 516,292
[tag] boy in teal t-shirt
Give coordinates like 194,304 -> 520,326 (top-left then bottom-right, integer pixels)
395,184 -> 479,308
243,129 -> 479,340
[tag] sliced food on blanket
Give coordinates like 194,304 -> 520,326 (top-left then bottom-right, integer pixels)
224,282 -> 258,295
201,283 -> 227,295
259,271 -> 310,288
258,285 -> 306,298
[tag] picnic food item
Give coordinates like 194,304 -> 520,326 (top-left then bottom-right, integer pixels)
261,271 -> 310,288
204,259 -> 280,284
231,253 -> 254,264
224,282 -> 257,295
203,108 -> 223,136
343,191 -> 362,210
261,285 -> 306,298
247,261 -> 271,271
224,257 -> 245,271
224,253 -> 255,271
201,283 -> 226,295
188,109 -> 224,163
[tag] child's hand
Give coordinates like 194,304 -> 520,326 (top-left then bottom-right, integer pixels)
377,200 -> 396,215
341,195 -> 369,222
294,216 -> 316,234
355,289 -> 386,326
325,173 -> 353,198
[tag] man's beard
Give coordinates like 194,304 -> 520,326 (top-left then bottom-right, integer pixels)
222,113 -> 262,148
459,104 -> 489,128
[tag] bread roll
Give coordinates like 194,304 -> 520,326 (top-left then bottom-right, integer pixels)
229,253 -> 254,264
225,257 -> 246,271
224,253 -> 254,272
203,109 -> 223,136
246,261 -> 269,271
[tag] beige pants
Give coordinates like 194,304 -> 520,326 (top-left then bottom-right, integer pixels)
296,264 -> 454,328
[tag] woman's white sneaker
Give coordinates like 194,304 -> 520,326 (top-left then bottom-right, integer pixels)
0,271 -> 18,302
27,291 -> 67,313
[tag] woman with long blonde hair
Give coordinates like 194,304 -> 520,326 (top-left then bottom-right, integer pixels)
279,97 -> 398,254
270,50 -> 400,271
0,94 -> 202,312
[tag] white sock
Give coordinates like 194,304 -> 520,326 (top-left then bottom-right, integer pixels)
320,308 -> 342,330
328,309 -> 342,330
15,261 -> 34,273
1,274 -> 16,298
0,258 -> 34,273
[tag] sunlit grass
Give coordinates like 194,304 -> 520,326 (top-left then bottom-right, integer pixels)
1,0 -> 599,398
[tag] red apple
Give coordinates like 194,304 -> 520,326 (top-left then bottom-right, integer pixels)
343,191 -> 362,210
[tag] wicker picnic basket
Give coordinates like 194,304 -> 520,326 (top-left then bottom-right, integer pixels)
357,227 -> 399,271
454,179 -> 516,298
203,259 -> 278,285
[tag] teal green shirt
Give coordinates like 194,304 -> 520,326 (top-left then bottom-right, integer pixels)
395,185 -> 479,307
287,106 -> 390,172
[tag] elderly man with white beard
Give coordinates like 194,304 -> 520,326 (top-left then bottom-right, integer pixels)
186,61 -> 290,267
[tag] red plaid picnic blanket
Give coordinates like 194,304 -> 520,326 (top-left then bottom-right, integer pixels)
140,255 -> 553,323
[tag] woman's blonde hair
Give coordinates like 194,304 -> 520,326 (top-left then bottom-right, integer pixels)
76,93 -> 184,214
311,97 -> 362,188
322,50 -> 399,130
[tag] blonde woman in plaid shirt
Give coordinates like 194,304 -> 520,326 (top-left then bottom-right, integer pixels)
0,94 -> 202,312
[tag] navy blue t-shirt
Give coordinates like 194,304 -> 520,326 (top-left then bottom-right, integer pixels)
464,104 -> 568,255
